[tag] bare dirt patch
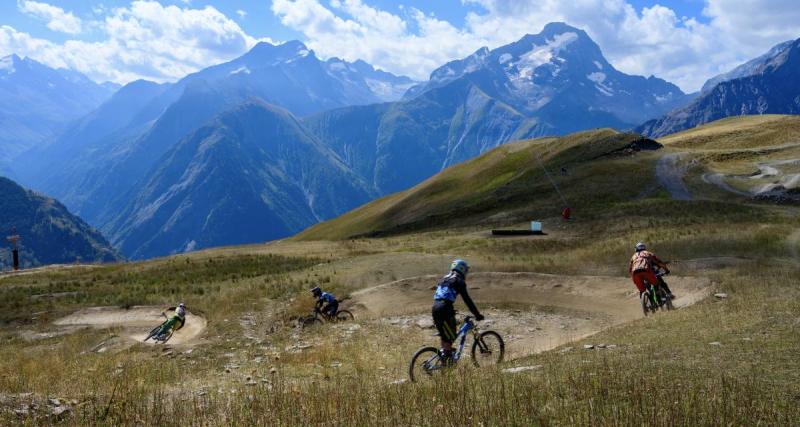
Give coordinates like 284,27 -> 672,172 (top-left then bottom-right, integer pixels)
350,272 -> 711,359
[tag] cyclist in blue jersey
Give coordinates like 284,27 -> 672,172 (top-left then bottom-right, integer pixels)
432,259 -> 484,362
311,286 -> 339,317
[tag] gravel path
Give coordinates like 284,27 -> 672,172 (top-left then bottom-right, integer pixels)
656,153 -> 692,200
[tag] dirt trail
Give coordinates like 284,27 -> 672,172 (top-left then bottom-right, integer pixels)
54,306 -> 207,346
656,153 -> 692,200
789,229 -> 800,260
350,271 -> 710,359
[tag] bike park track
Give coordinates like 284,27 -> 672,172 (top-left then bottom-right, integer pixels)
54,306 -> 207,346
349,271 -> 713,359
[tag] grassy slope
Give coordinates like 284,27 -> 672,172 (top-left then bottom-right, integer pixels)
298,129 -> 660,240
0,115 -> 798,425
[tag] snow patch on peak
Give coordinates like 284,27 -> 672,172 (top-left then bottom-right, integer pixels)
230,66 -> 250,75
587,72 -> 606,83
588,72 -> 614,96
498,53 -> 513,65
297,49 -> 309,57
593,60 -> 603,70
0,56 -> 15,74
513,32 -> 578,82
328,61 -> 347,72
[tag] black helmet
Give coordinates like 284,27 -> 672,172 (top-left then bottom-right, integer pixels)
310,286 -> 321,296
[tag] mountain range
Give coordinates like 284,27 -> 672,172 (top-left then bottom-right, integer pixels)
0,177 -> 120,269
638,38 -> 800,137
306,22 -> 693,195
2,23 -> 798,260
0,54 -> 116,162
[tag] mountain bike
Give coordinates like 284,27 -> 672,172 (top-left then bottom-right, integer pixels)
301,306 -> 355,328
144,313 -> 175,344
641,268 -> 674,316
408,315 -> 504,382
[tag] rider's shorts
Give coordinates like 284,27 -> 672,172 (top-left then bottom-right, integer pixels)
432,300 -> 457,343
632,270 -> 658,293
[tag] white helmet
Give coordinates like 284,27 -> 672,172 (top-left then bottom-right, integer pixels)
176,303 -> 186,317
635,242 -> 646,251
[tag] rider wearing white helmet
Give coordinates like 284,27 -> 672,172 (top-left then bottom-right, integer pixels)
432,259 -> 484,361
156,303 -> 187,340
629,243 -> 673,298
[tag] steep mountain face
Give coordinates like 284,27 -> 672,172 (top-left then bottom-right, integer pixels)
103,101 -> 374,259
306,79 -> 542,194
701,40 -> 795,93
0,54 -> 116,161
0,177 -> 120,269
19,41 -> 414,223
307,23 -> 688,195
141,40 -> 416,119
638,38 -> 800,138
405,22 -> 690,126
324,57 -> 416,102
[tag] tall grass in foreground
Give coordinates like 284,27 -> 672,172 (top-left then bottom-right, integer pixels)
8,356 -> 794,426
3,263 -> 798,426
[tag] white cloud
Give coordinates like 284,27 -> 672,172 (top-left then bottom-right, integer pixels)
1,1 -> 269,84
271,0 -> 485,81
17,0 -> 83,35
272,0 -> 800,92
236,9 -> 247,19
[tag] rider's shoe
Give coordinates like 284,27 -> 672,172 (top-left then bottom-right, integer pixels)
667,293 -> 676,299
439,349 -> 454,366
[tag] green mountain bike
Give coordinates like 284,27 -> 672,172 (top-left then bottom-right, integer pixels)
641,268 -> 674,316
409,315 -> 504,382
144,313 -> 174,344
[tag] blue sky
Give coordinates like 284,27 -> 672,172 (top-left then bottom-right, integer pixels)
1,1 -> 799,91
0,0 -> 709,43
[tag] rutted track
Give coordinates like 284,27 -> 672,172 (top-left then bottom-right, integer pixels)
350,271 -> 711,358
54,306 -> 207,346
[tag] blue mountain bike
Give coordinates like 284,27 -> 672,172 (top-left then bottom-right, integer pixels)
409,315 -> 505,382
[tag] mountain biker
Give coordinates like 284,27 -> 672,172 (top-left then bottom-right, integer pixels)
432,259 -> 484,362
311,286 -> 338,318
629,243 -> 674,299
155,303 -> 186,340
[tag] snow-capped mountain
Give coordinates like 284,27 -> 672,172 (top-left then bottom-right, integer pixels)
639,38 -> 800,138
148,40 -> 415,117
324,57 -> 416,102
0,54 -> 116,162
405,22 -> 692,126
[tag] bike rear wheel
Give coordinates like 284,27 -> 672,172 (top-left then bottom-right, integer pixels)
471,331 -> 505,367
640,292 -> 651,316
335,310 -> 354,322
409,346 -> 443,382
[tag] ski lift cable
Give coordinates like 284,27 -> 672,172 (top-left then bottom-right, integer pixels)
533,151 -> 569,208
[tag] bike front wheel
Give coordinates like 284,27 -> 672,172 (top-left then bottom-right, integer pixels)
335,310 -> 354,322
159,329 -> 175,344
409,346 -> 444,382
302,317 -> 323,328
471,331 -> 505,367
144,322 -> 164,342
